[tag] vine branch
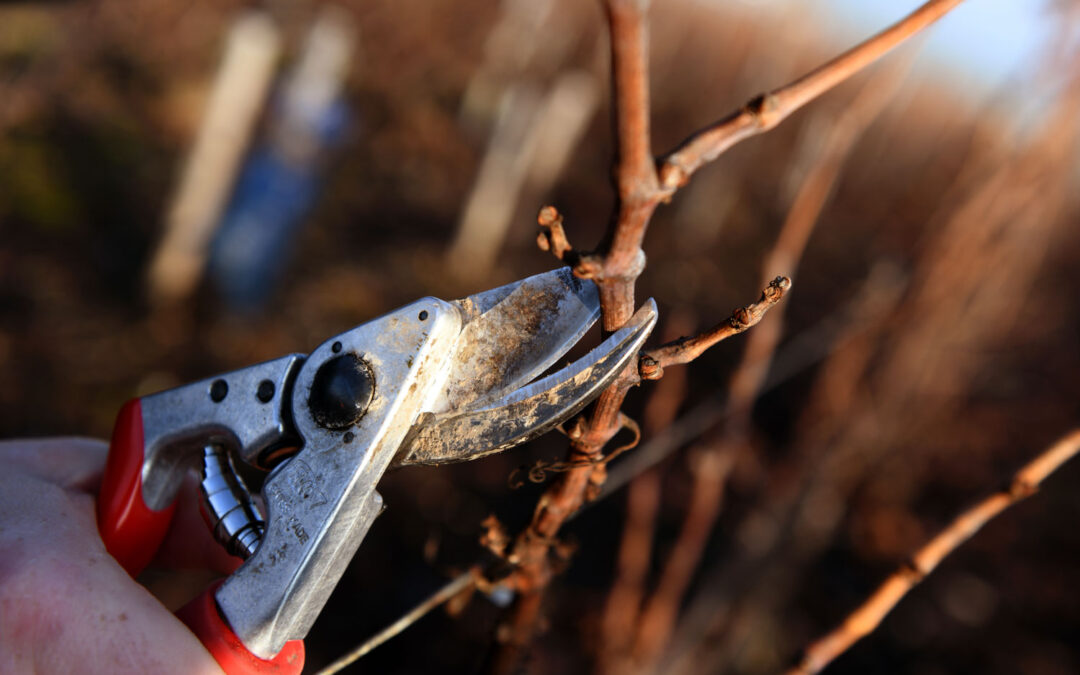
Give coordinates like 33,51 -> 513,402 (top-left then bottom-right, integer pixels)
788,429 -> 1080,675
640,276 -> 791,381
485,0 -> 965,671
658,0 -> 963,192
316,570 -> 479,675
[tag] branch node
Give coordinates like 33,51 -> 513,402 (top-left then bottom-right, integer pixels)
573,254 -> 606,280
899,559 -> 926,583
1009,478 -> 1038,500
639,354 -> 663,380
731,307 -> 752,328
618,248 -> 648,281
657,160 -> 689,193
746,92 -> 781,129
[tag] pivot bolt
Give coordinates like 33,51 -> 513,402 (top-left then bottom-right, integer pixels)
308,353 -> 375,430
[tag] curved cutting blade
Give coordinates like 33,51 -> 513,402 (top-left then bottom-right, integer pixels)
395,299 -> 658,467
425,267 -> 601,416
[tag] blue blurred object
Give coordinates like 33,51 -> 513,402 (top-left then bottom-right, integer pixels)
209,103 -> 348,311
209,10 -> 355,312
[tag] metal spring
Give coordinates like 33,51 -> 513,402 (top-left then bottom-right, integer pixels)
200,444 -> 264,559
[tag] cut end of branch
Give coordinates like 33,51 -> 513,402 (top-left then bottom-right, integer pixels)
536,205 -> 608,281
639,354 -> 663,381
744,275 -> 791,319
537,206 -> 574,259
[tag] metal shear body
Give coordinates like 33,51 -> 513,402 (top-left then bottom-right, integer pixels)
96,267 -> 657,673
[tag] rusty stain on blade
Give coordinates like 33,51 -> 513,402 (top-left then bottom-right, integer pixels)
428,267 -> 599,416
395,299 -> 657,467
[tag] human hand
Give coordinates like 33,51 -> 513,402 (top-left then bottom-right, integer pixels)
0,437 -> 234,674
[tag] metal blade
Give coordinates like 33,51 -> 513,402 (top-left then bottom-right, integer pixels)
395,299 -> 658,467
425,267 -> 600,415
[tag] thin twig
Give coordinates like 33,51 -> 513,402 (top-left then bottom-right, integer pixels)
788,429 -> 1080,675
658,0 -> 963,192
316,571 -> 478,675
512,413 -> 640,488
640,276 -> 791,380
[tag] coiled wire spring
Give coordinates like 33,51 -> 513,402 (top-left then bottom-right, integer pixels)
200,444 -> 264,559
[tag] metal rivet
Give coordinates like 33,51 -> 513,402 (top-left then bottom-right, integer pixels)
332,341 -> 343,353
210,379 -> 228,403
256,380 -> 275,403
343,431 -> 355,443
418,310 -> 428,321
308,353 -> 376,431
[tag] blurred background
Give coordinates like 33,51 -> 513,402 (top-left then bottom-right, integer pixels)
2,0 -> 1080,673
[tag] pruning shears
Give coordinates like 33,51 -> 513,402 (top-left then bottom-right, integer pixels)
96,267 -> 657,674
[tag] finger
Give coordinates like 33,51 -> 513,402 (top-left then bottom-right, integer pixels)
0,438 -> 242,575
0,468 -> 224,674
0,436 -> 107,492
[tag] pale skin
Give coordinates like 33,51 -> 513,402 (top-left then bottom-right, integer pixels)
0,437 -> 231,674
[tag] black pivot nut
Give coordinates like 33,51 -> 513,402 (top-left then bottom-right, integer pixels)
308,353 -> 375,430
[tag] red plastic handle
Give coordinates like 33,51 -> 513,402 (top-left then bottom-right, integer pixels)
97,398 -> 177,576
98,399 -> 306,674
176,582 -> 304,675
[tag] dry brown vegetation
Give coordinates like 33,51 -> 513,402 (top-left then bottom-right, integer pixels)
2,1 -> 1080,674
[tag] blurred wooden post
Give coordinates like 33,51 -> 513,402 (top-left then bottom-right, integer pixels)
148,12 -> 281,304
448,72 -> 598,281
458,0 -> 558,131
449,0 -> 593,282
447,83 -> 543,278
527,72 -> 599,192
